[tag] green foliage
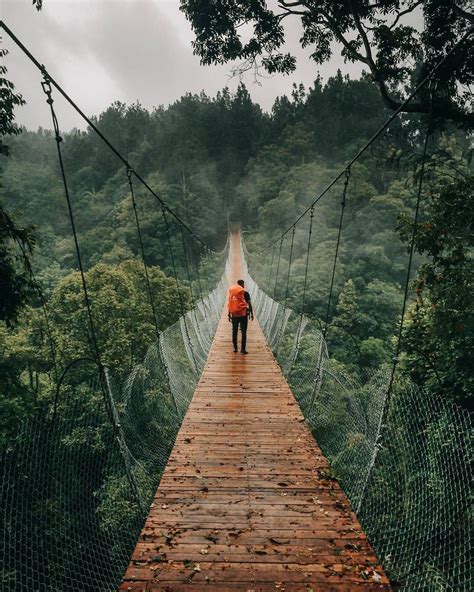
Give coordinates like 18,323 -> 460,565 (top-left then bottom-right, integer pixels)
400,175 -> 474,408
0,49 -> 25,157
1,63 -> 472,591
0,259 -> 189,443
0,207 -> 36,325
180,0 -> 474,126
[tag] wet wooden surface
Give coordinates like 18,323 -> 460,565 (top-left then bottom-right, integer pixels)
119,233 -> 390,591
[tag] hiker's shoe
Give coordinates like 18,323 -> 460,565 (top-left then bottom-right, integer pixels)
241,350 -> 248,355
233,348 -> 238,353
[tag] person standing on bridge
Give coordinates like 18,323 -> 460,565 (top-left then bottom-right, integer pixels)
228,279 -> 254,354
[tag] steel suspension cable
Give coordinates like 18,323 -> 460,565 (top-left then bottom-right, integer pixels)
266,243 -> 276,293
276,225 -> 296,351
193,244 -> 204,301
41,77 -> 102,368
179,225 -> 196,309
356,83 -> 435,514
126,168 -> 161,339
41,76 -> 145,510
300,206 -> 315,318
273,237 -> 284,300
160,205 -> 199,375
261,26 -> 473,252
288,206 -> 315,376
323,168 -> 351,339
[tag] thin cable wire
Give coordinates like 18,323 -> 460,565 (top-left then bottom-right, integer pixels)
287,206 -> 315,377
179,225 -> 196,309
41,76 -> 145,510
266,243 -> 276,293
127,167 -> 161,339
323,168 -> 351,339
160,205 -> 199,374
273,237 -> 284,299
40,76 -> 103,369
356,83 -> 435,514
261,26 -> 474,252
300,206 -> 315,318
193,244 -> 204,301
276,225 -> 296,351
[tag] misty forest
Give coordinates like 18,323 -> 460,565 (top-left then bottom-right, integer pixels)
0,1 -> 473,591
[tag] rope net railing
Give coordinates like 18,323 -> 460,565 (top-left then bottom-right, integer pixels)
0,251 -> 230,592
241,239 -> 472,591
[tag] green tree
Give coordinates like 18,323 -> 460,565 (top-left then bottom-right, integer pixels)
399,176 -> 473,408
48,259 -> 188,378
0,208 -> 35,325
180,0 -> 474,126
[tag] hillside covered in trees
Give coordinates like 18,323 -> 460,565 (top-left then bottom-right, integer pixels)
1,67 -> 472,590
2,74 -> 472,421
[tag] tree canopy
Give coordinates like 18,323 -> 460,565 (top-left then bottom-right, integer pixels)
180,0 -> 474,126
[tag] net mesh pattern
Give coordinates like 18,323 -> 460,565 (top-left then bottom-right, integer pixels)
242,240 -> 473,591
2,239 -> 472,591
1,259 -> 229,592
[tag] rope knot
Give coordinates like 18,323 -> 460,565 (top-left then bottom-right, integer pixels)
41,78 -> 53,100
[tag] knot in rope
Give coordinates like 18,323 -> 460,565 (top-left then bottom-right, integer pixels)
41,75 -> 62,143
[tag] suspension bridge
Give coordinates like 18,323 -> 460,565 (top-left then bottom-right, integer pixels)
119,232 -> 389,590
1,20 -> 472,592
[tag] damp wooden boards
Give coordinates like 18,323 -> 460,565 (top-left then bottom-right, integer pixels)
118,232 -> 390,591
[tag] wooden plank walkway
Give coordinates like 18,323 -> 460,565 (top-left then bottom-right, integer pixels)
119,233 -> 390,591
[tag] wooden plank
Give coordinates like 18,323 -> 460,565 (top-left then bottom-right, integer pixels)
118,232 -> 390,591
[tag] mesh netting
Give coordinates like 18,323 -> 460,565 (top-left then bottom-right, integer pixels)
242,241 -> 473,591
0,260 -> 229,591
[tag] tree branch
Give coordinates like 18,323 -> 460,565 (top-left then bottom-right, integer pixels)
348,0 -> 377,69
389,1 -> 423,30
452,3 -> 474,24
278,8 -> 310,18
279,0 -> 305,7
318,8 -> 368,63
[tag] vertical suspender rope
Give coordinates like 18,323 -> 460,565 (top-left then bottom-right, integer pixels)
41,77 -> 102,369
126,169 -> 179,416
300,207 -> 315,320
193,244 -> 204,301
356,84 -> 435,514
127,168 -> 161,339
160,204 -> 200,375
41,76 -> 145,512
179,225 -> 196,309
273,236 -> 284,299
323,167 -> 351,339
267,243 -> 276,295
288,206 -> 315,376
276,225 -> 296,352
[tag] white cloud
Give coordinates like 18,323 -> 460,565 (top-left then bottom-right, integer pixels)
3,0 -> 366,131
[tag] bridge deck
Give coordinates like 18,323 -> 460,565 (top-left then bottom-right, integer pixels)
119,234 -> 390,591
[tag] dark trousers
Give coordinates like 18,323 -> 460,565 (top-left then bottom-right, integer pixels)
231,315 -> 248,352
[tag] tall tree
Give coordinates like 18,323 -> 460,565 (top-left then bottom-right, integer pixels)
399,175 -> 474,408
180,0 -> 474,126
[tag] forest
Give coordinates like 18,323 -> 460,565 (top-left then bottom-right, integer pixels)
1,2 -> 473,589
2,74 -> 472,426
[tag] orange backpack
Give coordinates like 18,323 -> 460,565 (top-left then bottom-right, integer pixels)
228,284 -> 247,317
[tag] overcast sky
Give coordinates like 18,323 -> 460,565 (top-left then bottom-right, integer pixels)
2,0 -> 368,131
